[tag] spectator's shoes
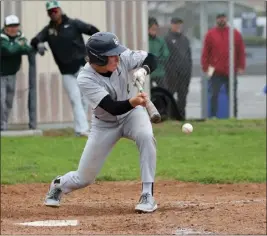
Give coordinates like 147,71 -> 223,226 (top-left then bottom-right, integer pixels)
44,176 -> 62,207
75,131 -> 90,137
135,193 -> 158,213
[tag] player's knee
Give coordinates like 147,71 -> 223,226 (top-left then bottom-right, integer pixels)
135,131 -> 155,144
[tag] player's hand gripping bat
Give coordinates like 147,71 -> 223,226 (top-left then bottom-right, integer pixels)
134,80 -> 161,123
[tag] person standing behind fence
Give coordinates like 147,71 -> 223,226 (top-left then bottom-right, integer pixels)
201,13 -> 246,118
148,17 -> 169,89
30,0 -> 99,137
164,17 -> 192,121
1,15 -> 33,131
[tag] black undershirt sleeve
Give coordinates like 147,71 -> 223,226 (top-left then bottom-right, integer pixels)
141,53 -> 158,74
98,95 -> 134,116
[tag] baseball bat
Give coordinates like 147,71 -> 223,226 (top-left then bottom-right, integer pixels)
134,80 -> 161,123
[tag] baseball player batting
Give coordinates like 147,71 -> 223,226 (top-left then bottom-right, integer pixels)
44,32 -> 158,213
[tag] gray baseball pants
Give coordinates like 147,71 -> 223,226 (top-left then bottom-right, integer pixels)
58,106 -> 157,194
1,75 -> 16,130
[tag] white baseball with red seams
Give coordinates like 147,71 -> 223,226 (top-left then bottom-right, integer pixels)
182,123 -> 193,134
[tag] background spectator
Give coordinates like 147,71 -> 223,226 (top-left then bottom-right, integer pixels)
30,0 -> 99,137
148,17 -> 169,89
201,13 -> 246,118
1,15 -> 32,131
164,17 -> 192,121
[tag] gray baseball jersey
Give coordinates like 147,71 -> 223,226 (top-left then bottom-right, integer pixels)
77,48 -> 148,122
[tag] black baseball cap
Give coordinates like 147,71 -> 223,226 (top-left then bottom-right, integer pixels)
149,17 -> 158,27
216,13 -> 226,18
171,17 -> 183,24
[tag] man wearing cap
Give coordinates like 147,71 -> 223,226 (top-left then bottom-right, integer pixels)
1,15 -> 33,131
30,0 -> 100,137
164,17 -> 192,121
201,13 -> 246,118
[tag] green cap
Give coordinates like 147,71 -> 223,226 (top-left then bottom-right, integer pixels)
46,0 -> 60,10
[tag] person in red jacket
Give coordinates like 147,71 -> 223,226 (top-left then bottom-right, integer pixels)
201,13 -> 246,117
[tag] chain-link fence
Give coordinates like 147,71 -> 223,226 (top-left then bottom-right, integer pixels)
234,0 -> 266,119
1,0 -> 266,131
148,0 -> 266,121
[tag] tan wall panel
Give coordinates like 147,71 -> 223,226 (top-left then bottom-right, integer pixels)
8,1 -> 106,126
106,1 -> 148,50
6,0 -> 149,126
105,1 -> 149,94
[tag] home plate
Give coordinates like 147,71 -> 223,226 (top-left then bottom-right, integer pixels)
15,220 -> 79,227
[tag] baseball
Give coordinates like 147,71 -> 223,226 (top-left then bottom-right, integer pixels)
182,123 -> 193,134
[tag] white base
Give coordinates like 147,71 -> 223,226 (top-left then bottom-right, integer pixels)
15,220 -> 78,227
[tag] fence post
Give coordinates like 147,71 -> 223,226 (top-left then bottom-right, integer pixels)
229,1 -> 235,118
200,1 -> 208,120
141,1 -> 150,98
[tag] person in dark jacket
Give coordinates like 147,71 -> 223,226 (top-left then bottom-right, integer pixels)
30,0 -> 100,136
1,15 -> 33,131
201,13 -> 246,118
164,17 -> 192,121
148,17 -> 169,88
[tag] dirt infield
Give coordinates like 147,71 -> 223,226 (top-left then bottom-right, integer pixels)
1,181 -> 266,235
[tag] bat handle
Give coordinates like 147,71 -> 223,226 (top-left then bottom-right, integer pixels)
134,80 -> 144,93
135,80 -> 161,123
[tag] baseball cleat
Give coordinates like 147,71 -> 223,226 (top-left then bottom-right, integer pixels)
135,193 -> 158,213
44,176 -> 62,207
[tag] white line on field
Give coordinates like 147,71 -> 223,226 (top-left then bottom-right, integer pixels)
15,220 -> 79,227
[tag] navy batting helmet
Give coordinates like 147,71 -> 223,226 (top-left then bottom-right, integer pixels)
85,32 -> 127,66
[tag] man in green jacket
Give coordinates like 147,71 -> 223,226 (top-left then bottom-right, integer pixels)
1,15 -> 32,131
148,17 -> 169,89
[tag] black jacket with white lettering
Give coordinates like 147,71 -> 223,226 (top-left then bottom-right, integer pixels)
30,15 -> 99,74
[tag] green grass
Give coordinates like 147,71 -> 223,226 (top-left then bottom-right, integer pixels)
1,119 -> 266,184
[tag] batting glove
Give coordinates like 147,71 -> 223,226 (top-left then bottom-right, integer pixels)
133,68 -> 147,86
37,43 -> 47,56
